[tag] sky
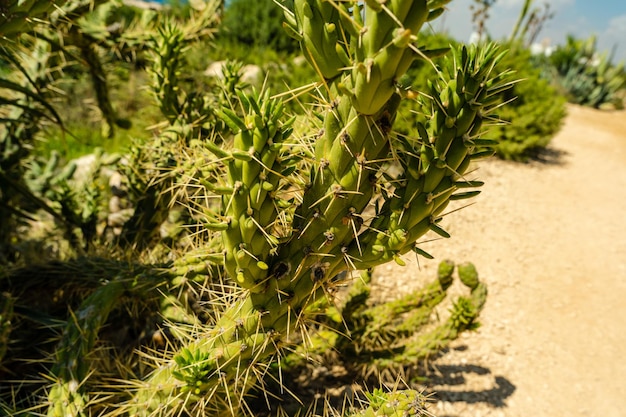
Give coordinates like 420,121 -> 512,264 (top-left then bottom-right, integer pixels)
154,0 -> 626,62
434,0 -> 626,62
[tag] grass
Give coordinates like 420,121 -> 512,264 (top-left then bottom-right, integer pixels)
34,67 -> 162,160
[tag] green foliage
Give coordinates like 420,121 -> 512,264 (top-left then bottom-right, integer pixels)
220,0 -> 298,52
540,34 -> 625,109
490,43 -> 567,160
0,35 -> 67,262
0,0 -> 69,38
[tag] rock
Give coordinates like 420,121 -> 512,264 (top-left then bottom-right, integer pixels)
109,171 -> 126,197
204,61 -> 225,79
71,153 -> 98,185
204,61 -> 263,85
109,196 -> 123,213
108,208 -> 134,228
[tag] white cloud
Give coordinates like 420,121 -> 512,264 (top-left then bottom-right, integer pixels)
599,14 -> 626,62
605,14 -> 626,37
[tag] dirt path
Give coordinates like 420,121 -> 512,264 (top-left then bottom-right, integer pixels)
373,104 -> 626,417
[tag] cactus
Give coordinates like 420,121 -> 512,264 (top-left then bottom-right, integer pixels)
46,280 -> 126,417
357,388 -> 429,417
0,0 -> 144,260
122,1 -> 511,415
543,34 -> 625,109
1,1 -> 515,415
119,9 -> 228,250
0,256 -> 193,416
20,148 -> 124,253
277,261 -> 486,387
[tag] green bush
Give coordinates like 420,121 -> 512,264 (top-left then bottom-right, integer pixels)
219,0 -> 298,52
490,43 -> 567,160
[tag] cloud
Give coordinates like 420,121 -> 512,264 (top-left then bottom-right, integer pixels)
600,14 -> 626,62
605,14 -> 626,37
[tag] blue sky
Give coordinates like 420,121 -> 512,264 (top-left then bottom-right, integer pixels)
157,0 -> 626,61
436,0 -> 626,62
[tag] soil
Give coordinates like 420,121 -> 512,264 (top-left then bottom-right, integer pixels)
371,104 -> 626,417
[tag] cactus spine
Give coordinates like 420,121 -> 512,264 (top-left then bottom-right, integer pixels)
0,0 -> 69,38
126,1 -> 510,415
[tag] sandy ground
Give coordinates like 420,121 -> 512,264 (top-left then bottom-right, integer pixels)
372,104 -> 626,417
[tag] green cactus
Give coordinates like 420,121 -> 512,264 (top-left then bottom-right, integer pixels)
0,1 -> 515,415
120,11 -> 234,250
1,0 -> 153,260
543,34 -> 625,109
20,148 -> 124,252
278,261 -> 486,386
123,1 -> 510,415
357,388 -> 429,417
46,280 -> 126,417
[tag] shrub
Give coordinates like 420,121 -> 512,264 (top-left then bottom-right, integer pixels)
490,43 -> 567,160
539,34 -> 625,109
219,0 -> 299,53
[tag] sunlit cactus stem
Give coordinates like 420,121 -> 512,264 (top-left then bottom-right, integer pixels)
129,1 -> 511,415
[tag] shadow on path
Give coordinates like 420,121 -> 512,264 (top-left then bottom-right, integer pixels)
527,145 -> 569,165
422,362 -> 516,409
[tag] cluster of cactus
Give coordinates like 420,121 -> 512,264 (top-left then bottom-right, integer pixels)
281,260 -> 487,384
19,148 -> 123,254
122,1 -> 511,415
541,34 -> 625,109
0,1 -> 516,416
1,0 -> 130,260
119,8 -> 233,250
0,256 -> 181,416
